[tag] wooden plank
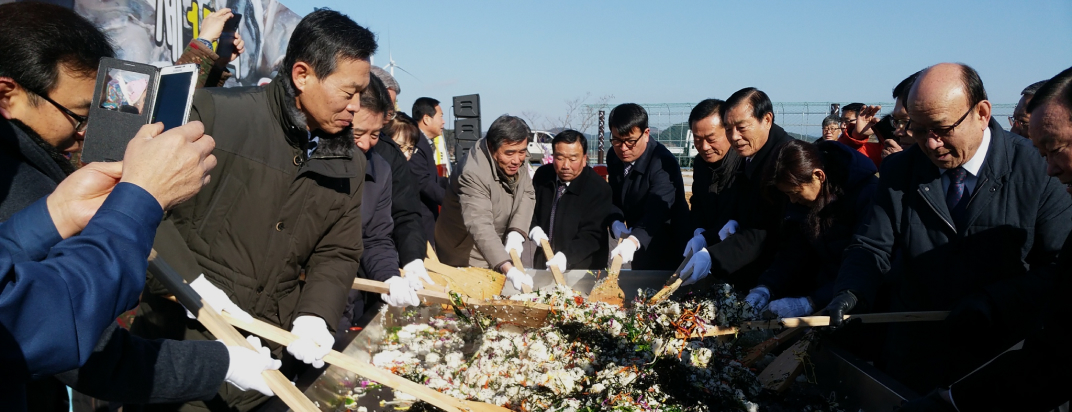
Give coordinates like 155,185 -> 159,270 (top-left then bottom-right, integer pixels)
353,278 -> 552,329
647,256 -> 692,304
509,249 -> 532,293
589,239 -> 625,307
742,327 -> 808,367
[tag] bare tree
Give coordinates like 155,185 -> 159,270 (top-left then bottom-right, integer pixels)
544,93 -> 614,133
519,110 -> 546,131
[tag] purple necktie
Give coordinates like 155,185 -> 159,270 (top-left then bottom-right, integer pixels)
946,167 -> 969,220
548,183 -> 567,243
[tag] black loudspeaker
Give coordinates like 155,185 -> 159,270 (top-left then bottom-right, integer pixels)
453,94 -> 480,118
454,117 -> 481,141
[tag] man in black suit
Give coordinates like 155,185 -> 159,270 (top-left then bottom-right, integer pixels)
687,88 -> 793,290
528,130 -> 612,271
605,103 -> 691,270
411,97 -> 447,246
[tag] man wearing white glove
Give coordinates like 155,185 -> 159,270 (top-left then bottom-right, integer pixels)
223,336 -> 282,396
287,315 -> 334,369
528,226 -> 569,272
435,116 -> 536,280
744,286 -> 771,315
187,274 -> 254,323
606,104 -> 691,269
679,248 -> 711,286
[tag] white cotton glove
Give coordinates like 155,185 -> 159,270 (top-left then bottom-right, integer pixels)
504,231 -> 525,256
187,274 -> 254,324
683,228 -> 707,257
718,220 -> 739,241
286,316 -> 333,368
610,237 -> 639,264
546,251 -> 567,272
402,259 -> 434,290
506,267 -> 533,291
381,276 -> 421,307
222,335 -> 281,396
744,286 -> 771,315
529,226 -> 549,245
611,220 -> 631,240
679,248 -> 711,286
766,297 -> 813,318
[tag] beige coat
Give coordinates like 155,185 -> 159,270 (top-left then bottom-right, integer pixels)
435,138 -> 535,269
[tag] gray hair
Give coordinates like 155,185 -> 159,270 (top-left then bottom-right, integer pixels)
370,66 -> 401,95
1022,80 -> 1048,97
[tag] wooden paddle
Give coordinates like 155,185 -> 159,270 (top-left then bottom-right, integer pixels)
757,332 -> 815,393
218,312 -> 513,412
539,239 -> 568,286
509,249 -> 533,293
678,311 -> 950,339
353,278 -> 552,329
424,243 -> 506,299
647,254 -> 693,304
146,251 -> 319,412
589,238 -> 626,307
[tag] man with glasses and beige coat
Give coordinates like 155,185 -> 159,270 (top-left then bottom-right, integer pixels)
824,62 -> 1072,396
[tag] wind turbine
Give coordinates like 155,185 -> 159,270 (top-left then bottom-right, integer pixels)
382,30 -> 420,81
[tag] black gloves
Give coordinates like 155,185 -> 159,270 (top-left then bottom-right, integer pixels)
824,290 -> 858,329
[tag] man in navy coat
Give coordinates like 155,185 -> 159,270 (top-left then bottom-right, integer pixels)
605,103 -> 691,270
827,63 -> 1072,395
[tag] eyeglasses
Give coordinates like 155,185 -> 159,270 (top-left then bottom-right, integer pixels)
906,105 -> 974,139
38,93 -> 88,133
610,134 -> 643,148
1008,116 -> 1028,129
890,117 -> 910,130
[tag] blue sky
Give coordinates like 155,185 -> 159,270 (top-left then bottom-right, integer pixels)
283,0 -> 1072,131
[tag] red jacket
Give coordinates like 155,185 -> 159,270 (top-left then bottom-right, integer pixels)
837,132 -> 882,168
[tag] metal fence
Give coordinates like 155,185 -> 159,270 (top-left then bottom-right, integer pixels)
574,102 -> 1017,167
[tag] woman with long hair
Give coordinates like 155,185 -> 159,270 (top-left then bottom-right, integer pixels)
743,139 -> 878,318
384,112 -> 422,159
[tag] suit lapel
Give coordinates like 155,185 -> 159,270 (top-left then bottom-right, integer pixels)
913,155 -> 957,234
963,125 -> 1008,230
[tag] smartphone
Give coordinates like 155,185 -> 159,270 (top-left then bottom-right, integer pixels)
151,64 -> 198,131
215,13 -> 242,67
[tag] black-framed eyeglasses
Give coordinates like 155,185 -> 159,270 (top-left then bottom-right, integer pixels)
890,117 -> 910,130
38,93 -> 88,133
1008,116 -> 1028,129
610,134 -> 643,148
906,105 -> 974,138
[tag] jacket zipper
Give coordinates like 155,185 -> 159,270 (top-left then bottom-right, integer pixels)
964,177 -> 989,210
918,187 -> 956,234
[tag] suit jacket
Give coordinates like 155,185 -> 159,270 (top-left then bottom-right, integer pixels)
530,165 -> 612,270
690,150 -> 742,246
835,120 -> 1072,392
607,138 -> 690,270
409,133 -> 445,247
435,138 -> 536,269
706,124 -> 794,287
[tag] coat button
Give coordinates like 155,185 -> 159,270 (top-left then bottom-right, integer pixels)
924,187 -> 930,191
275,221 -> 285,231
256,285 -> 264,294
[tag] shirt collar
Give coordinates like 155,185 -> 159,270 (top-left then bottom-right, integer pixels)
940,127 -> 990,176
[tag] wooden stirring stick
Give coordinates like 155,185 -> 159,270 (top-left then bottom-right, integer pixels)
678,311 -> 950,339
509,249 -> 533,293
219,313 -> 513,412
647,253 -> 693,304
589,238 -> 626,307
539,239 -> 568,286
354,277 -> 552,329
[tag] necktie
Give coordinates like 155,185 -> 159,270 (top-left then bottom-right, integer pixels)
548,183 -> 567,243
945,167 -> 969,224
623,163 -> 633,178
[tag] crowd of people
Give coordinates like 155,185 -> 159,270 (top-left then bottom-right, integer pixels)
0,1 -> 1070,411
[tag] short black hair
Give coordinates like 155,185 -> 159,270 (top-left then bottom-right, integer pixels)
1022,80 -> 1049,97
552,129 -> 587,154
842,103 -> 865,116
281,9 -> 376,84
958,63 -> 988,107
688,99 -> 725,128
892,71 -> 921,101
721,87 -> 774,123
608,103 -> 648,136
1026,66 -> 1072,119
821,116 -> 840,128
412,97 -> 440,123
0,2 -> 115,103
359,73 -> 391,115
485,115 -> 531,152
